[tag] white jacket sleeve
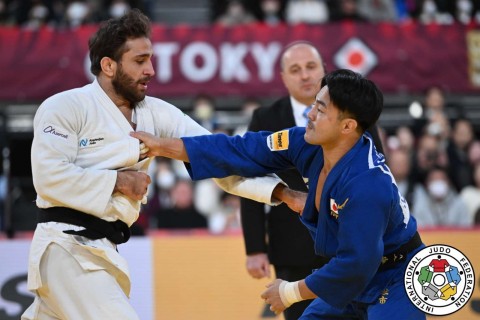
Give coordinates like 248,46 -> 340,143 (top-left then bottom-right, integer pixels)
150,99 -> 285,205
213,176 -> 285,206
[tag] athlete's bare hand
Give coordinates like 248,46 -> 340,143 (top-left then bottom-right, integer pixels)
114,171 -> 151,200
246,253 -> 271,279
272,185 -> 307,215
261,279 -> 287,315
283,189 -> 307,215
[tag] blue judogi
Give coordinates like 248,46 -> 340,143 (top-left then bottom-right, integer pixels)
181,127 -> 426,319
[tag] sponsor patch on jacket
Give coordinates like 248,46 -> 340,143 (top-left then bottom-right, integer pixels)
42,124 -> 69,139
79,137 -> 105,148
267,130 -> 289,151
329,198 -> 349,219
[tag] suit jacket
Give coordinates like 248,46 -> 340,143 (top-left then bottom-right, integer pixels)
241,96 -> 328,267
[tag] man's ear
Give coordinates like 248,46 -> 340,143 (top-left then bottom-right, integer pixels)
100,57 -> 116,77
341,118 -> 358,134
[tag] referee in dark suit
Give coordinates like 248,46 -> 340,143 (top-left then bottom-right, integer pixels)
241,42 -> 384,319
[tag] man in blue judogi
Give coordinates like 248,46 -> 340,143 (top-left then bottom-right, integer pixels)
132,69 -> 426,319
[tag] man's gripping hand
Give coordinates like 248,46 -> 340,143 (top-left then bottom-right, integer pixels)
261,279 -> 304,315
114,171 -> 151,201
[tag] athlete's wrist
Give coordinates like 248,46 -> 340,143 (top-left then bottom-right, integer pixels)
279,280 -> 304,308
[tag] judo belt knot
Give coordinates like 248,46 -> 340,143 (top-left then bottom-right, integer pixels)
38,207 -> 131,244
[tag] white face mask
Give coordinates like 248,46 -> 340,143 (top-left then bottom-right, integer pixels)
428,180 -> 449,199
156,171 -> 176,189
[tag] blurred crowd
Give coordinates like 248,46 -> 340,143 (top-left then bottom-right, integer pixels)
212,0 -> 480,26
1,0 -> 480,29
0,0 -> 155,29
381,86 -> 480,229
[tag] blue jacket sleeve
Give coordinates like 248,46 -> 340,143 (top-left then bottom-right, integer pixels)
181,127 -> 312,180
305,170 -> 392,308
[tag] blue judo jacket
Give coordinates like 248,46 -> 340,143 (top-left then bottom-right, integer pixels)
181,127 -> 419,309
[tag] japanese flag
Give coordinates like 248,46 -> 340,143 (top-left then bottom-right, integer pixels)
334,38 -> 378,76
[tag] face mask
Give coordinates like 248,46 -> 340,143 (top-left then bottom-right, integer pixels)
156,171 -> 175,189
428,180 -> 448,199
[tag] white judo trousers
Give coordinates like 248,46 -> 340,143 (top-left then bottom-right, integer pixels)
22,224 -> 138,320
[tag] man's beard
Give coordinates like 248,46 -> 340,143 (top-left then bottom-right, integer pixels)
112,65 -> 145,106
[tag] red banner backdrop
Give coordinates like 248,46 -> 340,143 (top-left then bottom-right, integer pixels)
0,22 -> 479,102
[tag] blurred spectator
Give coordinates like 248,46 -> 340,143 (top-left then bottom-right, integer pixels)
64,0 -> 92,28
460,162 -> 480,225
23,0 -> 50,29
232,98 -> 261,136
285,0 -> 329,24
0,1 -> 6,24
446,118 -> 477,191
385,125 -> 416,158
142,158 -> 177,228
388,147 -> 415,209
468,140 -> 480,165
409,133 -> 448,186
108,0 -> 130,19
455,0 -> 474,24
194,179 -> 241,234
412,166 -> 470,228
258,0 -> 284,25
395,125 -> 416,154
394,0 -> 416,22
215,0 -> 257,26
411,86 -> 459,138
190,94 -> 218,132
357,0 -> 397,22
157,179 -> 208,229
424,108 -> 451,147
418,0 -> 455,24
329,0 -> 366,22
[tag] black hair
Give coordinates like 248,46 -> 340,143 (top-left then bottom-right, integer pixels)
88,9 -> 151,76
320,69 -> 383,132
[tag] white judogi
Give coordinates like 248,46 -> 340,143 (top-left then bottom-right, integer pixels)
22,80 -> 282,320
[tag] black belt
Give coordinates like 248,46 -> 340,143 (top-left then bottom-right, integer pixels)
38,207 -> 130,244
379,231 -> 422,270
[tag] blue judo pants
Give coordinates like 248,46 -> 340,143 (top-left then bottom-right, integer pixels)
300,246 -> 427,320
300,279 -> 425,320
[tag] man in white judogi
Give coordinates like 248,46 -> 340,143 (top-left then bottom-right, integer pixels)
22,9 -> 286,320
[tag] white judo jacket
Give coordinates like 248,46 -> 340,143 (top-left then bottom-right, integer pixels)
28,79 -> 282,295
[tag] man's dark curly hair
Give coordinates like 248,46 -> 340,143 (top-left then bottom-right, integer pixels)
88,9 -> 151,76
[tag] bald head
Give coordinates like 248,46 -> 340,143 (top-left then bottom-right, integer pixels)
280,42 -> 323,71
280,42 -> 325,105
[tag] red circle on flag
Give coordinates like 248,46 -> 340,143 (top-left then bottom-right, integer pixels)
348,50 -> 364,67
